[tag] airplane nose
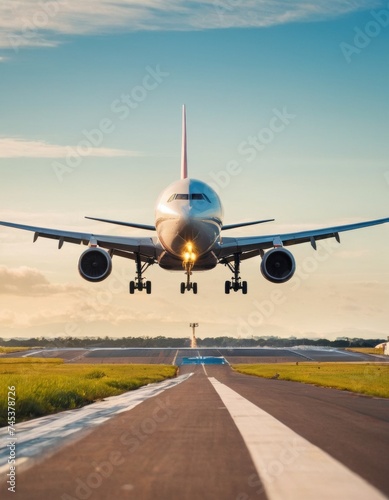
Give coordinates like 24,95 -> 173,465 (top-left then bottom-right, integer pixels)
162,205 -> 198,221
180,205 -> 203,221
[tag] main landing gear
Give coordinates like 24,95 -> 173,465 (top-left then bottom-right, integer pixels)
129,254 -> 153,294
222,253 -> 248,294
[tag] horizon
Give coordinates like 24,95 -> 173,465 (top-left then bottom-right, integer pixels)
3,333 -> 386,340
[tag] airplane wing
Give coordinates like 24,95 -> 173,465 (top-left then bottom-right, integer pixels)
222,218 -> 274,230
217,217 -> 389,259
85,216 -> 156,231
0,220 -> 158,261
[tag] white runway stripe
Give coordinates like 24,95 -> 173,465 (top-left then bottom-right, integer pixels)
0,373 -> 192,476
209,377 -> 386,500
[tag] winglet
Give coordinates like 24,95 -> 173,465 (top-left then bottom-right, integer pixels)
181,105 -> 188,179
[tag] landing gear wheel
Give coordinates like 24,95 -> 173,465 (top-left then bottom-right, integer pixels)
193,283 -> 198,294
128,254 -> 154,294
222,253 -> 249,294
180,282 -> 186,294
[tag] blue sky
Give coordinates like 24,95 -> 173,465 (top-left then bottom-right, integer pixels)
0,1 -> 388,340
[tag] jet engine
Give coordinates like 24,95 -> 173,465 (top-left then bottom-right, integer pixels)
78,248 -> 112,282
260,248 -> 296,284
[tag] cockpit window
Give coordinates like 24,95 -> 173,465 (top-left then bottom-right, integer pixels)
167,193 -> 211,202
193,193 -> 211,203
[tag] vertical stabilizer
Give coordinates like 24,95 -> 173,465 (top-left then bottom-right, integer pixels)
181,105 -> 188,179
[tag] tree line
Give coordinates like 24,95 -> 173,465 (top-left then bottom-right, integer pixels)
0,335 -> 385,349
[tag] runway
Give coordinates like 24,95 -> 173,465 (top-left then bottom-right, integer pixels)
8,345 -> 382,364
1,357 -> 388,499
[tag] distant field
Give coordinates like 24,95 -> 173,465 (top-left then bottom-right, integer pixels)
0,359 -> 177,426
346,347 -> 384,355
0,347 -> 33,354
233,363 -> 389,398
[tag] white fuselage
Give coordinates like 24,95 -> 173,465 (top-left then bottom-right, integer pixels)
155,178 -> 223,269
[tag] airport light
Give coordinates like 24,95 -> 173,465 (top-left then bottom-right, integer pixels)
189,323 -> 199,348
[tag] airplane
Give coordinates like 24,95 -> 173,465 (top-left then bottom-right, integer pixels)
1,106 -> 388,295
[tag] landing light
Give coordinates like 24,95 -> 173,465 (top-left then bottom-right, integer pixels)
184,252 -> 196,262
183,242 -> 196,263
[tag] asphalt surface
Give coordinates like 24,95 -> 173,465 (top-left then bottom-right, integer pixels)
5,346 -> 384,364
1,360 -> 388,500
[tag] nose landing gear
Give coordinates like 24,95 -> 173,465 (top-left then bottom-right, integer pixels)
180,279 -> 198,294
180,243 -> 198,294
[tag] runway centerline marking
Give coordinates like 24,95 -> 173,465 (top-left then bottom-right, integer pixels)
208,377 -> 386,500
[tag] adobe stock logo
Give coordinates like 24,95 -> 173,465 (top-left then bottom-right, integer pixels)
207,107 -> 296,195
7,0 -> 66,53
340,6 -> 389,62
51,65 -> 169,182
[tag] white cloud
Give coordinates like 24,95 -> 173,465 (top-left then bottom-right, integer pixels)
0,137 -> 141,158
0,0 -> 380,50
0,265 -> 83,295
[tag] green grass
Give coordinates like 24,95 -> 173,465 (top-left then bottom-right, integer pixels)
346,347 -> 384,355
0,359 -> 177,426
0,347 -> 33,354
0,358 -> 61,364
233,363 -> 389,398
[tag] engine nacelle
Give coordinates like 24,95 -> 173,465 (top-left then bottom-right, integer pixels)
78,248 -> 112,282
260,247 -> 296,284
